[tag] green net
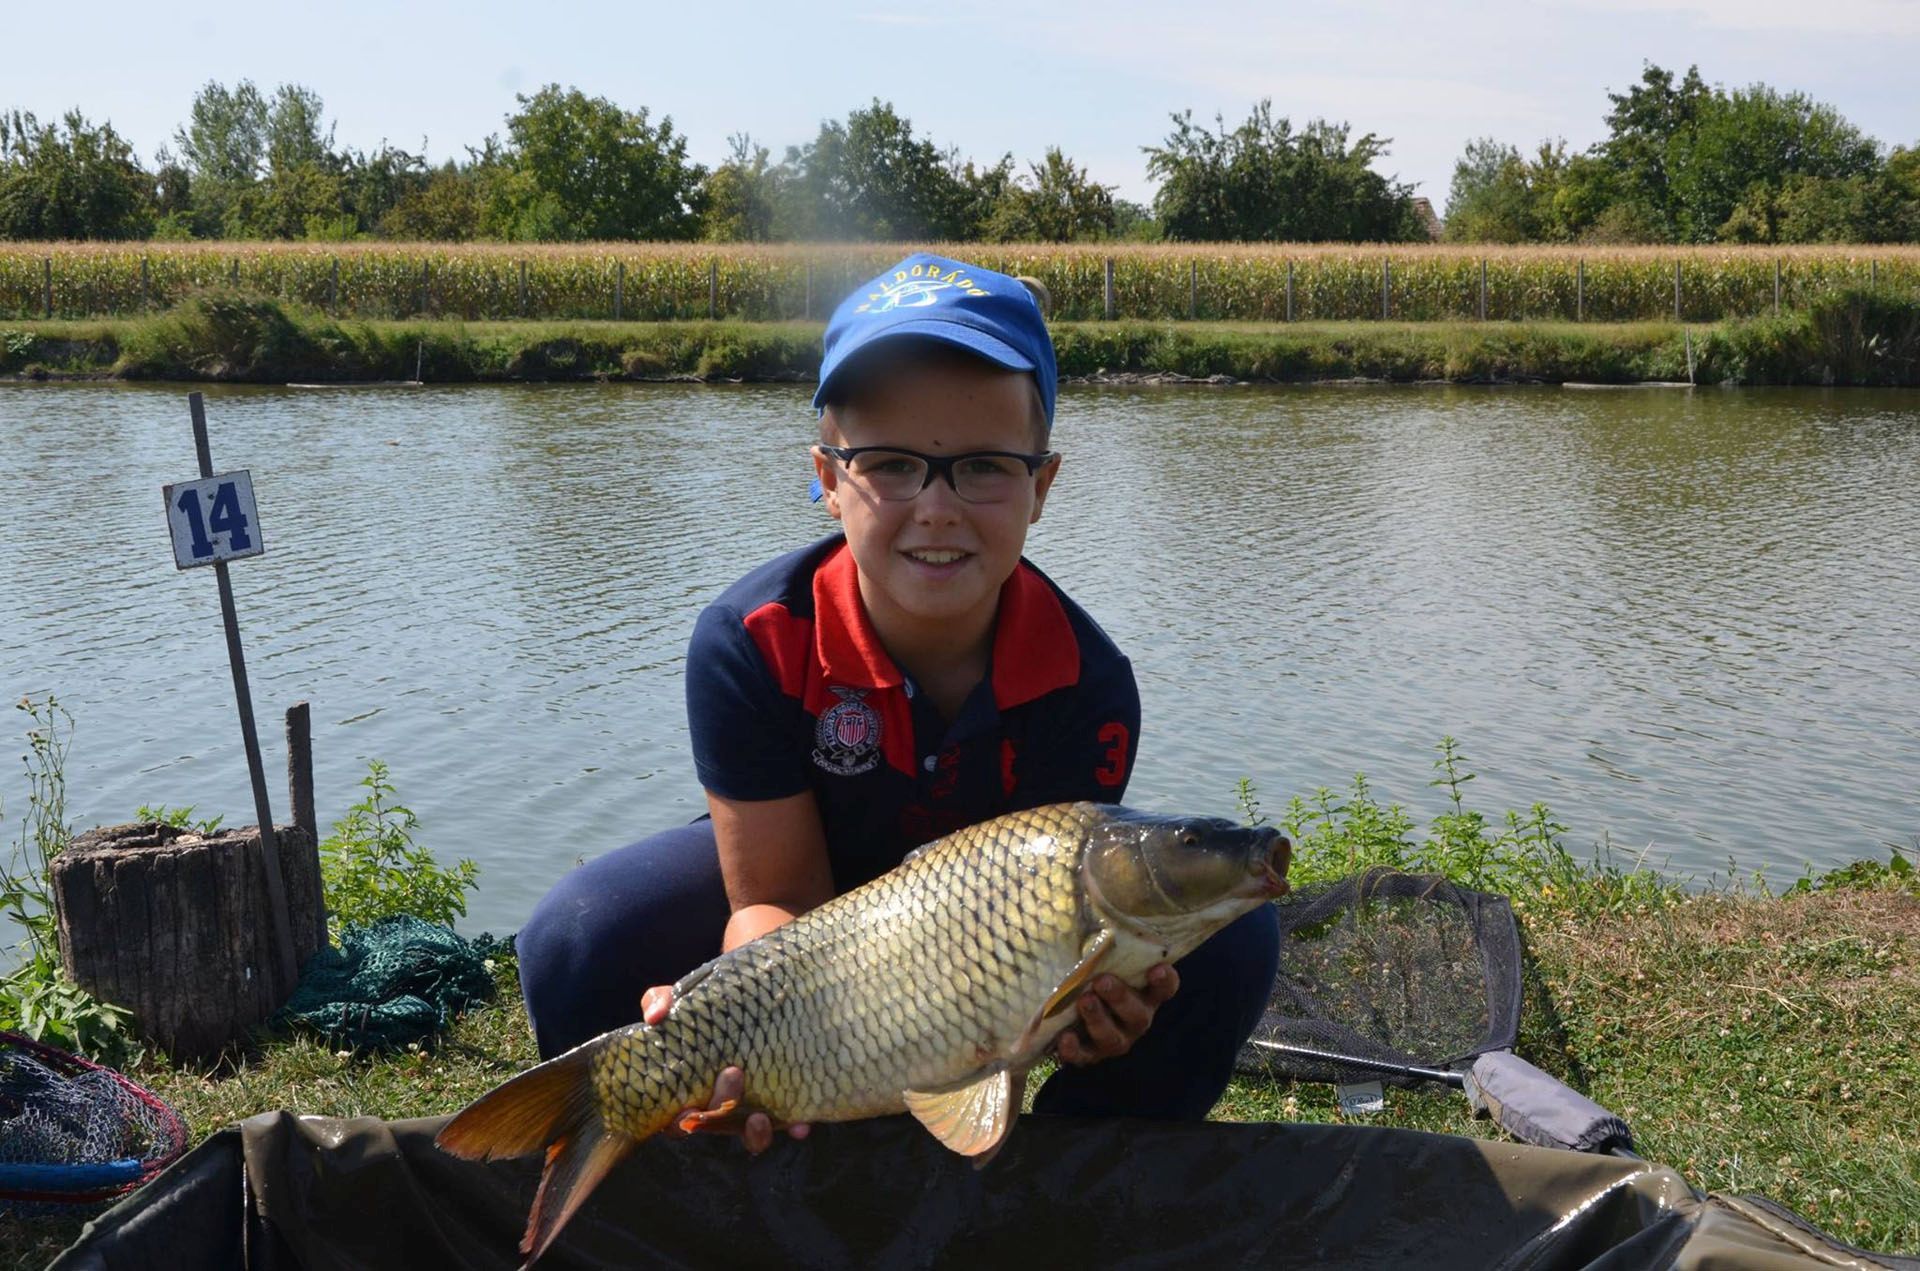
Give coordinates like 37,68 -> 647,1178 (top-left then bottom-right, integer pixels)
275,916 -> 502,1052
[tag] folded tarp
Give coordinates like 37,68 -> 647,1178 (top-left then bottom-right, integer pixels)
53,1110 -> 1917,1271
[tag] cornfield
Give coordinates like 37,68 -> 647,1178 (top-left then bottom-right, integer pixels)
4,242 -> 1918,323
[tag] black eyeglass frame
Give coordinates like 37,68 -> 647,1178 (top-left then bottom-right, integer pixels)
814,444 -> 1059,501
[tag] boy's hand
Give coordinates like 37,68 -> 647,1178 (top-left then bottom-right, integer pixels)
1053,965 -> 1178,1066
641,985 -> 813,1154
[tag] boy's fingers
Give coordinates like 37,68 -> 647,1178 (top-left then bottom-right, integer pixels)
1076,993 -> 1128,1056
1141,965 -> 1180,1008
641,985 -> 673,1025
1093,978 -> 1154,1037
744,1112 -> 773,1155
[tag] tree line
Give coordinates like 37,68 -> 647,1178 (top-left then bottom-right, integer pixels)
3,65 -> 1916,245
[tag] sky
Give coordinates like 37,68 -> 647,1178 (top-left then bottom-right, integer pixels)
9,0 -> 1919,214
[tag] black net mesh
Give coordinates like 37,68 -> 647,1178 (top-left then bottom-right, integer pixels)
274,915 -> 501,1053
1237,869 -> 1523,1086
0,1030 -> 187,1213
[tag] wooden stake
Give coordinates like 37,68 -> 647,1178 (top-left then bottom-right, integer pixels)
188,392 -> 297,989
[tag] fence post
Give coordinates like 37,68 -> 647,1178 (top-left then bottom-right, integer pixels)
1774,259 -> 1781,316
1285,260 -> 1294,322
805,261 -> 813,320
1103,258 -> 1115,320
1673,259 -> 1682,322
43,257 -> 52,318
1576,258 -> 1585,322
709,259 -> 718,319
1478,259 -> 1487,321
1188,259 -> 1197,319
230,258 -> 239,288
518,259 -> 528,318
419,261 -> 430,317
1381,259 -> 1391,320
615,261 -> 625,321
329,257 -> 339,311
141,255 -> 151,311
1870,259 -> 1878,291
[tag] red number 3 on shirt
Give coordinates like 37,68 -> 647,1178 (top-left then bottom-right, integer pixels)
1094,722 -> 1129,788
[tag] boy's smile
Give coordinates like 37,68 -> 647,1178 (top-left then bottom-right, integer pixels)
814,347 -> 1059,676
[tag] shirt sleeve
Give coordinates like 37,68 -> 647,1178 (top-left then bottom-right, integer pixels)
685,603 -> 812,802
1011,656 -> 1142,808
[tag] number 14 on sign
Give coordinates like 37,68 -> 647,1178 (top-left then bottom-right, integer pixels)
164,471 -> 265,569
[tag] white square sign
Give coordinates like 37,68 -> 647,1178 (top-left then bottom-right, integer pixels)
163,470 -> 265,569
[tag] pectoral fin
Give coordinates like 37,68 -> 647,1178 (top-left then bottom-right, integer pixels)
1012,929 -> 1115,1055
905,1067 -> 1023,1164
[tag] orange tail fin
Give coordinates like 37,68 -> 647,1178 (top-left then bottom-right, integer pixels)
435,1046 -> 637,1267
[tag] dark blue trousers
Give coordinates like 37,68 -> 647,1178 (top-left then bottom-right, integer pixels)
517,821 -> 1279,1121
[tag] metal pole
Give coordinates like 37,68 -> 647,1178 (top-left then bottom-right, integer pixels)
1285,260 -> 1294,322
142,256 -> 151,311
1673,260 -> 1682,322
1188,259 -> 1197,319
708,260 -> 718,319
1479,259 -> 1487,321
187,392 -> 297,989
330,257 -> 339,312
1381,259 -> 1390,320
615,262 -> 624,321
1870,259 -> 1878,291
518,259 -> 528,318
1103,258 -> 1115,320
1774,259 -> 1782,316
1576,259 -> 1585,322
285,701 -> 323,939
420,261 -> 430,317
43,257 -> 52,318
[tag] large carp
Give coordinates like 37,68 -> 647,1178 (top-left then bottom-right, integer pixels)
438,802 -> 1290,1265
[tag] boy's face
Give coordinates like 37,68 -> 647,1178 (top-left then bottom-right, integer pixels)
814,350 -> 1059,639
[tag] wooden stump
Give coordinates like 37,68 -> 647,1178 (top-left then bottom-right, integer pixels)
52,822 -> 326,1061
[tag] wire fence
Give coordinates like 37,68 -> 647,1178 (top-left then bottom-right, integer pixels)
4,243 -> 1918,324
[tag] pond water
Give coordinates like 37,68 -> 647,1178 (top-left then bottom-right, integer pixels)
3,381 -> 1917,935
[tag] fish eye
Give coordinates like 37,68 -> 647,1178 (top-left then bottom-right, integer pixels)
1179,830 -> 1200,847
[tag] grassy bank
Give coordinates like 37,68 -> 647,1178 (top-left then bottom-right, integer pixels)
4,287 -> 1918,385
13,881 -> 1917,1269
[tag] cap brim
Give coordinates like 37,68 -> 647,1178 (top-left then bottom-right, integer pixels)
811,319 -> 1037,412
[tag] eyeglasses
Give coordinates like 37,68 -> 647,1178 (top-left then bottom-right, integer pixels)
816,445 -> 1057,504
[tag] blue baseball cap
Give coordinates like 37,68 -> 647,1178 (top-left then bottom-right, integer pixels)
811,252 -> 1057,425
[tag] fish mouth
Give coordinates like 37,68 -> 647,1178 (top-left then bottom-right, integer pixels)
1256,832 -> 1292,897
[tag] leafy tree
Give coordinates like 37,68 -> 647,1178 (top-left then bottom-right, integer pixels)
380,162 -> 480,240
775,100 -> 980,240
701,133 -> 779,241
482,85 -> 705,240
1595,63 -> 1712,239
265,84 -> 334,176
1672,84 -> 1879,242
174,80 -> 269,235
980,147 -> 1118,242
1144,101 -> 1423,242
0,109 -> 154,239
1443,138 -> 1538,242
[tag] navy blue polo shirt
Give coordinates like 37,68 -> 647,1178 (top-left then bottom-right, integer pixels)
687,534 -> 1141,891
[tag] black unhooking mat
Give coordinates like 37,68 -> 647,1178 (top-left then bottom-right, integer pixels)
50,1111 -> 1918,1270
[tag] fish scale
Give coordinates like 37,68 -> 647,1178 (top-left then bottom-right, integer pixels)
587,802 -> 1096,1130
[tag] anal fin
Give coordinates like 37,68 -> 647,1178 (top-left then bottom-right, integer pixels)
904,1067 -> 1021,1164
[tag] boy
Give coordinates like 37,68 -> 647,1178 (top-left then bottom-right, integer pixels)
517,253 -> 1279,1150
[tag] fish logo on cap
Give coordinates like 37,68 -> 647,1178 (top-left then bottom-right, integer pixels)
854,262 -> 990,315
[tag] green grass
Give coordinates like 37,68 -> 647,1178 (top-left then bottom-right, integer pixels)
3,286 -> 1916,384
13,882 -> 1918,1268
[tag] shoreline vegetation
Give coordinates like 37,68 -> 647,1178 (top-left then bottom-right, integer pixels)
8,747 -> 1918,1267
3,286 -> 1918,387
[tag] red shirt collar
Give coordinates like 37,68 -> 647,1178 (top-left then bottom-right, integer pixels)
812,542 -> 1081,709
